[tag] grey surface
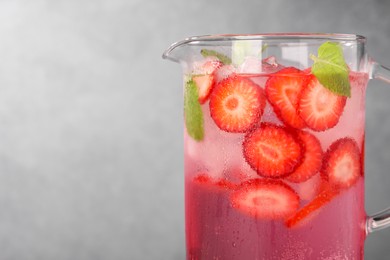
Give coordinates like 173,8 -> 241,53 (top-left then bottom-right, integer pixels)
0,0 -> 388,259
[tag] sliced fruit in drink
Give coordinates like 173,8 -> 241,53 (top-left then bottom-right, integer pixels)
209,75 -> 266,133
285,181 -> 339,228
189,102 -> 248,180
286,137 -> 361,228
193,173 -> 212,184
298,75 -> 347,131
243,123 -> 303,178
286,130 -> 323,183
322,137 -> 361,189
230,178 -> 300,220
193,74 -> 215,104
223,167 -> 258,184
193,172 -> 237,191
310,41 -> 351,97
192,60 -> 222,104
265,67 -> 307,128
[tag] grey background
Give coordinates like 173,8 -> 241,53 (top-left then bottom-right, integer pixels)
0,0 -> 389,259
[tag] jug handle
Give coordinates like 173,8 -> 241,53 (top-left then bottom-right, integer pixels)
366,60 -> 390,233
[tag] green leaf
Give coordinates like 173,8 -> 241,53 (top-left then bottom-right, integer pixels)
310,42 -> 351,97
184,80 -> 204,141
258,43 -> 268,56
200,49 -> 232,65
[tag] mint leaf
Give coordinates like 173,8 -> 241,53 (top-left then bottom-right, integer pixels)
311,42 -> 351,97
184,80 -> 204,141
200,49 -> 232,65
258,43 -> 268,56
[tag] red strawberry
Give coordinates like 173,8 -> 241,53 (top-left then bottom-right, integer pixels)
298,75 -> 347,131
286,130 -> 323,183
243,123 -> 303,178
265,67 -> 307,128
321,137 -> 361,189
193,173 -> 237,190
215,179 -> 238,190
193,173 -> 212,184
193,75 -> 215,104
231,178 -> 300,220
192,60 -> 222,104
286,138 -> 361,228
285,180 -> 339,228
209,75 -> 266,133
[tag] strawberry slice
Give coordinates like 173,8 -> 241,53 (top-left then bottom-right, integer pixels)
193,173 -> 212,184
286,130 -> 323,183
243,123 -> 303,178
298,75 -> 347,131
193,75 -> 215,104
286,138 -> 361,228
230,178 -> 300,220
285,181 -> 339,228
322,137 -> 361,189
193,173 -> 237,190
192,60 -> 222,104
209,75 -> 266,133
265,67 -> 307,128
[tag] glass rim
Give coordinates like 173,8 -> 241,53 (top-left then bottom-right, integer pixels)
183,33 -> 365,41
163,33 -> 366,61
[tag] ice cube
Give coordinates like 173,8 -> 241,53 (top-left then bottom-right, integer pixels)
238,56 -> 284,75
191,57 -> 220,75
238,56 -> 263,74
196,104 -> 247,179
313,72 -> 368,151
262,56 -> 285,73
294,173 -> 321,202
215,64 -> 236,83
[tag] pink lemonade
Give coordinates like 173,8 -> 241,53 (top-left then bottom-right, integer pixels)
183,51 -> 369,259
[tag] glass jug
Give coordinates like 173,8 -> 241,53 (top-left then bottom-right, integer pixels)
163,33 -> 390,259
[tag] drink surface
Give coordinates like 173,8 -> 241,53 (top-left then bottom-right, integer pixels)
183,46 -> 368,260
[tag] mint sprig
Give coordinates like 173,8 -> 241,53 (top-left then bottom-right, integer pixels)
184,80 -> 204,141
200,49 -> 232,65
310,42 -> 351,97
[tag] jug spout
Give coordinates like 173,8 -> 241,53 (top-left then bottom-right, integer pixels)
163,34 -> 246,66
162,36 -> 205,64
163,34 -> 295,71
162,34 -> 265,71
